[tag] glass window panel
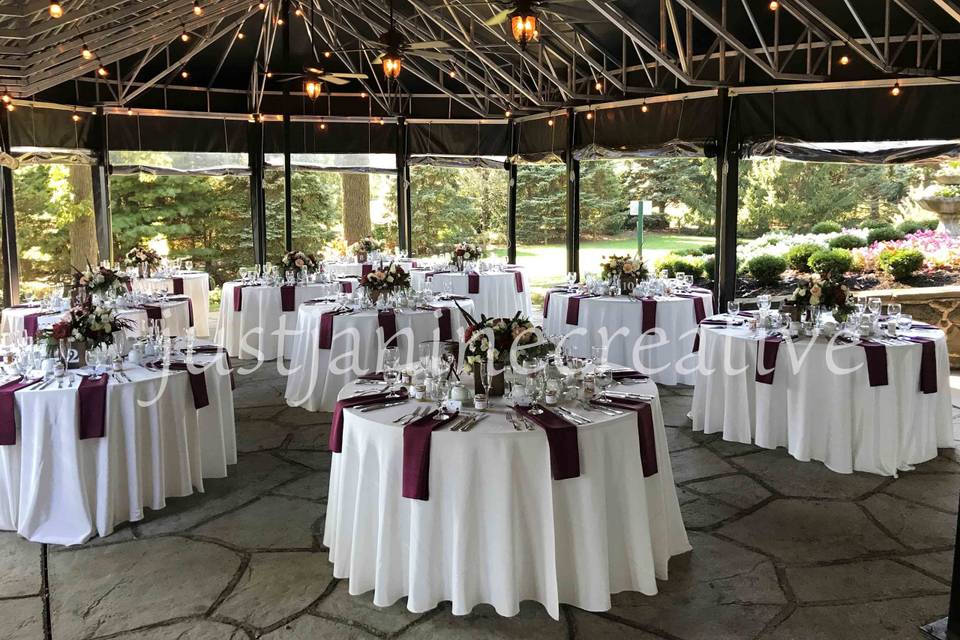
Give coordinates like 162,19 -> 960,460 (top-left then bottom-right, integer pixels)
516,163 -> 567,302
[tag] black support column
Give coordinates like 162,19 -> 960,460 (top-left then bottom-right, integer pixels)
91,106 -> 112,263
0,105 -> 18,305
714,88 -> 739,310
396,117 -> 412,254
506,121 -> 518,265
281,0 -> 293,252
248,119 -> 268,266
564,109 -> 580,277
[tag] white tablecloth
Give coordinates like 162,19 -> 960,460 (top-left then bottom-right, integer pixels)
324,378 -> 690,619
0,353 -> 236,544
133,272 -> 211,337
422,272 -> 531,320
691,320 -> 953,475
542,290 -> 714,386
284,300 -> 475,412
2,300 -> 194,339
325,260 -> 419,278
216,282 -> 339,360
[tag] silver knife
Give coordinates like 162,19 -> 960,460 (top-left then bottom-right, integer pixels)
461,414 -> 488,431
358,399 -> 408,412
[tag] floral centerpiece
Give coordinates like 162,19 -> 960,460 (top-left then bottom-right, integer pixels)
600,254 -> 647,294
74,264 -> 130,301
124,245 -> 161,277
39,303 -> 131,368
350,237 -> 381,263
360,262 -> 410,303
459,309 -> 550,396
450,242 -> 484,271
791,274 -> 853,320
278,250 -> 319,277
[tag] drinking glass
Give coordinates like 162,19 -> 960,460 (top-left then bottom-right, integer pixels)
383,347 -> 401,397
758,294 -> 771,313
184,260 -> 193,271
526,374 -> 544,414
868,297 -> 882,315
854,300 -> 866,315
566,272 -> 577,288
727,300 -> 740,316
897,314 -> 913,333
594,366 -> 613,400
591,346 -> 607,368
86,347 -> 104,380
887,303 -> 902,318
432,377 -> 451,420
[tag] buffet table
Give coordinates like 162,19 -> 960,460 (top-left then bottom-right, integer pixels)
419,271 -> 531,319
542,288 -> 714,386
132,271 -> 211,337
0,350 -> 236,544
284,299 -> 475,412
691,317 -> 952,475
2,298 -> 195,339
216,282 -> 340,360
324,377 -> 690,619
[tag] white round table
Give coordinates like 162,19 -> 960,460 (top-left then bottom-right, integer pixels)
133,271 -> 211,337
284,300 -> 475,412
0,351 -> 236,544
216,282 -> 340,360
691,318 -> 953,475
422,271 -> 531,320
324,378 -> 690,619
1,299 -> 195,339
542,289 -> 714,386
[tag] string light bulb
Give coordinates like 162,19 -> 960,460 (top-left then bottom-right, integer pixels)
891,81 -> 901,96
5,104 -> 13,112
258,1 -> 266,9
324,51 -> 331,58
49,0 -> 63,18
180,70 -> 189,79
275,16 -> 283,25
192,1 -> 203,16
71,111 -> 81,122
127,108 -> 134,116
265,70 -> 273,78
547,118 -> 554,126
237,31 -> 245,39
1,93 -> 11,104
97,64 -> 109,77
768,1 -> 778,10
641,102 -> 649,113
586,110 -> 594,120
180,30 -> 190,42
448,69 -> 456,78
319,121 -> 327,130
594,81 -> 602,92
294,7 -> 302,16
504,110 -> 511,118
360,91 -> 368,98
81,43 -> 93,60
839,54 -> 850,65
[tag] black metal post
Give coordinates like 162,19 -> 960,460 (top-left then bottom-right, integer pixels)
506,120 -> 518,265
91,106 -> 112,263
0,105 -> 18,305
714,88 -> 739,310
921,492 -> 960,639
564,109 -> 580,277
395,117 -> 411,254
281,0 -> 293,252
248,120 -> 267,265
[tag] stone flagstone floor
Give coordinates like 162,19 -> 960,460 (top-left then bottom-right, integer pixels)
2,363 -> 959,640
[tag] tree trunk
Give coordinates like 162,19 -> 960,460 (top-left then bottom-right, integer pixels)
341,172 -> 371,245
67,165 -> 99,270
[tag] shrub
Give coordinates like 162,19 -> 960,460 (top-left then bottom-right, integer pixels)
642,214 -> 669,231
897,218 -> 939,236
784,242 -> 825,272
674,247 -> 704,257
699,245 -> 715,256
877,247 -> 924,282
654,254 -> 704,278
808,248 -> 853,278
811,221 -> 842,234
860,219 -> 891,230
703,255 -> 715,280
866,225 -> 905,244
746,254 -> 787,286
828,234 -> 867,250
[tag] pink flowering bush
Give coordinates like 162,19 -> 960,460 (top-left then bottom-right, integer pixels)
854,230 -> 960,272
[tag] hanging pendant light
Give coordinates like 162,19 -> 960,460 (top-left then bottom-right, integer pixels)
382,52 -> 402,79
304,79 -> 321,100
49,0 -> 63,18
510,3 -> 538,49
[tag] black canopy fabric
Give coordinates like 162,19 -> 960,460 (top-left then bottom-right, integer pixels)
408,122 -> 510,158
9,105 -> 93,150
107,115 -> 248,153
516,114 -> 569,162
262,121 -> 398,155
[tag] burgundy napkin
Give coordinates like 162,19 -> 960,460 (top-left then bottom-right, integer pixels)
0,377 -> 41,445
675,293 -> 707,323
421,306 -> 452,340
165,362 -> 210,409
190,345 -> 235,389
611,369 -> 648,381
859,340 -> 889,387
232,284 -> 252,312
329,390 -> 406,453
507,270 -> 524,293
378,310 -> 398,346
358,372 -> 385,381
565,294 -> 597,326
515,405 -> 580,480
318,311 -> 340,350
280,284 -> 296,312
8,303 -> 39,309
361,264 -> 373,278
641,298 -> 657,333
542,288 -> 566,319
755,336 -> 783,384
339,280 -> 353,294
170,296 -> 194,327
141,304 -> 163,322
902,336 -> 938,393
437,294 -> 470,301
172,277 -> 184,295
402,410 -> 459,500
78,375 -> 109,440
700,318 -> 740,326
22,312 -> 43,338
410,261 -> 418,268
593,397 -> 658,477
467,272 -> 480,294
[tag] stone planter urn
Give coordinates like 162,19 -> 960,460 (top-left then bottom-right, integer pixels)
918,172 -> 960,235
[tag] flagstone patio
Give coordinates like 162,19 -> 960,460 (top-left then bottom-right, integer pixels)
4,364 -> 958,640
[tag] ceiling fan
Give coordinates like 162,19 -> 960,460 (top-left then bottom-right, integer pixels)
270,66 -> 369,99
480,0 -> 599,47
370,0 -> 454,78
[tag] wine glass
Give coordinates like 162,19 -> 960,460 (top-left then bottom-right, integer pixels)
594,366 -> 613,401
887,303 -> 902,318
591,346 -> 607,369
868,297 -> 882,315
566,272 -> 577,288
85,346 -> 104,380
432,376 -> 451,420
382,346 -> 401,397
727,300 -> 740,317
184,260 -> 193,272
758,294 -> 771,313
526,373 -> 544,414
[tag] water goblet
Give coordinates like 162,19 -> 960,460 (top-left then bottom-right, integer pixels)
727,300 -> 740,317
887,303 -> 902,318
594,366 -> 613,401
758,294 -> 771,313
868,297 -> 882,315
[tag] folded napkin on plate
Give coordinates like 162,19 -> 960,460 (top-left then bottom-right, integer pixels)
378,310 -> 398,345
755,336 -> 784,385
78,375 -> 109,440
0,377 -> 42,445
901,336 -> 937,393
280,284 -> 296,312
402,410 -> 460,500
542,288 -> 568,319
163,362 -> 210,409
641,298 -> 657,333
330,390 -> 407,453
592,397 -> 658,477
420,306 -> 452,340
338,280 -> 353,294
514,405 -> 580,480
611,369 -> 648,381
172,277 -> 184,295
565,294 -> 598,326
858,340 -> 889,387
467,272 -> 480,294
